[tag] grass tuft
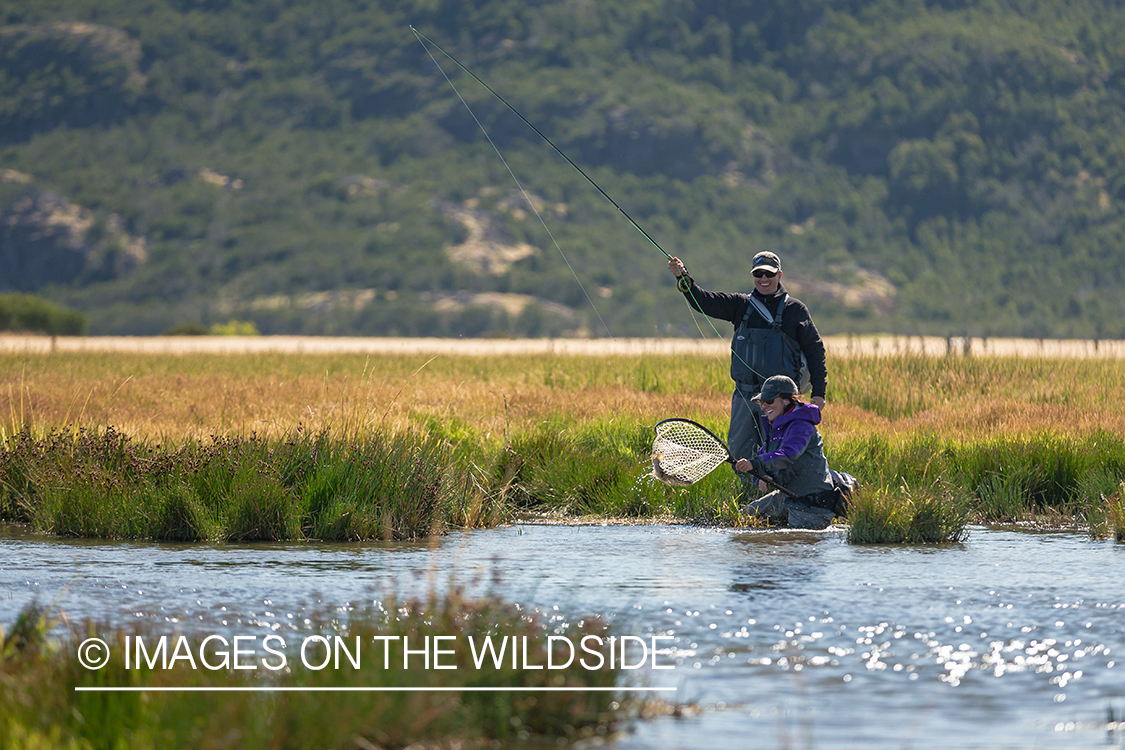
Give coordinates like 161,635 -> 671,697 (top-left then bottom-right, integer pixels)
151,482 -> 217,541
847,480 -> 971,544
1084,481 -> 1125,542
224,463 -> 301,541
0,600 -> 50,658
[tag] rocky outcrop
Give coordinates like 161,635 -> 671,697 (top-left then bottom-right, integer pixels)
434,195 -> 541,277
0,171 -> 147,291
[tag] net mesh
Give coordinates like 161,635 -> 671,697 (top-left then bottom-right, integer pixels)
650,419 -> 730,487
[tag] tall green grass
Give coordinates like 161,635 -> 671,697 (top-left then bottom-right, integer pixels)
489,422 -> 1125,541
0,594 -> 646,749
0,427 -> 499,541
5,420 -> 1125,544
828,430 -> 1125,527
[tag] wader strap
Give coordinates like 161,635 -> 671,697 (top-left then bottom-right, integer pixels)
733,292 -> 793,404
743,293 -> 788,332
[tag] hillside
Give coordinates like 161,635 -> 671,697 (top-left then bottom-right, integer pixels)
2,0 -> 1124,338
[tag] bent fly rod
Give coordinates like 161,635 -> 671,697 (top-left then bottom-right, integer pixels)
409,26 -> 672,262
411,27 -> 773,393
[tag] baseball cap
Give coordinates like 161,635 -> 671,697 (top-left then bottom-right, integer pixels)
752,251 -> 781,274
753,375 -> 798,402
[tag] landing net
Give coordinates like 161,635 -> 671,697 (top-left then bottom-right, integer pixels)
650,419 -> 730,487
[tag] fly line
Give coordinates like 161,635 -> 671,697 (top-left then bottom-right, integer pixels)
410,26 -> 770,390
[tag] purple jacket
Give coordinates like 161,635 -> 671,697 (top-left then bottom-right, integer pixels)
756,402 -> 834,497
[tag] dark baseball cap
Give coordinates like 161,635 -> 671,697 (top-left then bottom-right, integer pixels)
752,251 -> 781,274
753,375 -> 798,402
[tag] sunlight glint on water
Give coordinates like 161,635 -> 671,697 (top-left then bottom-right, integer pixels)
2,523 -> 1123,749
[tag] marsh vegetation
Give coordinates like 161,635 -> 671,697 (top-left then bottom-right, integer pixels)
2,350 -> 1124,543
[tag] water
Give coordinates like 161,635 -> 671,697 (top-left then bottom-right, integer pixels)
3,523 -> 1123,749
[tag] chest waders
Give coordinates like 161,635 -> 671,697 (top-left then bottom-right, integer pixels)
727,294 -> 811,459
730,294 -> 811,394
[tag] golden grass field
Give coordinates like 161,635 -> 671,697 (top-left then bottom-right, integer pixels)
3,334 -> 1125,443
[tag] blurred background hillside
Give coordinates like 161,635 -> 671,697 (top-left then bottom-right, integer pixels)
2,0 -> 1123,338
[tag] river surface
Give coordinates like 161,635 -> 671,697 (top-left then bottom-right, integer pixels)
2,523 -> 1123,749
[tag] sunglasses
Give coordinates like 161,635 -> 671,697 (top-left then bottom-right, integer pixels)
760,396 -> 785,405
752,269 -> 778,278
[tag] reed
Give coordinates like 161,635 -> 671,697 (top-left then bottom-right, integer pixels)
299,432 -> 489,540
150,481 -> 218,541
224,462 -> 302,541
6,415 -> 1123,544
0,594 -> 647,750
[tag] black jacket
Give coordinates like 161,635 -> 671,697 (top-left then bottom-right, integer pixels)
680,279 -> 828,399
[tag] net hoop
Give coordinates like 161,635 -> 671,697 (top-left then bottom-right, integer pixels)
650,418 -> 732,487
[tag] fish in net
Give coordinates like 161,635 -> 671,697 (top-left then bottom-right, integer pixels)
649,419 -> 731,487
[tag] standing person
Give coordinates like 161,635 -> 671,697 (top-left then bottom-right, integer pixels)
733,375 -> 843,529
668,251 -> 827,499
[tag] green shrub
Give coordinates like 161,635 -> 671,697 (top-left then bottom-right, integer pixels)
0,294 -> 87,336
209,319 -> 260,336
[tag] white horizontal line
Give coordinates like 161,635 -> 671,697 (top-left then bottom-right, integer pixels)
75,686 -> 676,693
4,334 -> 1121,359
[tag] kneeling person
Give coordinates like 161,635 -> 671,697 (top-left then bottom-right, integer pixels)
734,375 -> 844,530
